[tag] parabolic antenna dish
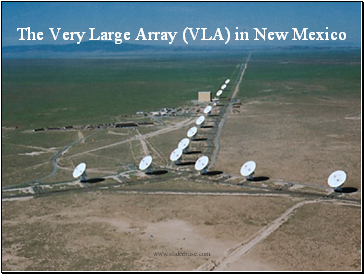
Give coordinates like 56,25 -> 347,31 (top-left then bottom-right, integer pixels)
139,156 -> 153,171
328,170 -> 347,188
170,148 -> 183,162
187,126 -> 197,138
178,138 -> 190,150
221,84 -> 227,90
73,163 -> 86,178
195,156 -> 209,171
216,90 -> 223,97
225,79 -> 230,84
196,116 -> 205,126
240,161 -> 256,176
204,105 -> 212,115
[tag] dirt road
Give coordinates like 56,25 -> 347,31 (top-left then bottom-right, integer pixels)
197,198 -> 360,271
64,117 -> 195,159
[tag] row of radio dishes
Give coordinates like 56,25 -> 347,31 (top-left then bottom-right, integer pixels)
221,78 -> 230,90
193,157 -> 256,180
194,157 -> 256,178
215,78 -> 230,98
194,105 -> 213,129
192,156 -> 348,192
147,79 -> 225,172
188,106 -> 213,137
170,137 -> 192,163
192,82 -> 223,172
73,160 -> 347,191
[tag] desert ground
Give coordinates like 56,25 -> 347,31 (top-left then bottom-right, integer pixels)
2,49 -> 361,271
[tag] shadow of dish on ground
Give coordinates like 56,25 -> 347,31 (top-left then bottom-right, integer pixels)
202,171 -> 224,176
81,178 -> 105,183
145,170 -> 168,175
247,176 -> 270,182
334,187 -> 358,194
176,161 -> 196,166
183,151 -> 202,155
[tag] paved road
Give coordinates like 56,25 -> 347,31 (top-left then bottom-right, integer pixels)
210,52 -> 252,168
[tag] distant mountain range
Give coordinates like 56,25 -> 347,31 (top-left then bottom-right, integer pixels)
3,41 -> 159,53
2,41 -> 162,58
2,41 -> 360,58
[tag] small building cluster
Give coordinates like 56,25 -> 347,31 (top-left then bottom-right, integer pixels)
32,91 -> 217,133
144,107 -> 183,117
33,121 -> 153,132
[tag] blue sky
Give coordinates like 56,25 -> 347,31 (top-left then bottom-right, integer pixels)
1,2 -> 361,46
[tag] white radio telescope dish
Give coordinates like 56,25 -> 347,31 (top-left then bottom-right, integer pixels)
195,156 -> 209,173
221,84 -> 227,90
170,148 -> 183,162
216,90 -> 223,97
139,156 -> 153,171
240,161 -> 256,180
196,115 -> 205,126
328,170 -> 347,190
204,105 -> 212,115
178,138 -> 190,151
225,79 -> 230,85
187,126 -> 197,139
73,162 -> 87,182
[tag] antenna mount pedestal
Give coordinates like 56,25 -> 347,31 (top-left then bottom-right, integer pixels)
246,172 -> 254,181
